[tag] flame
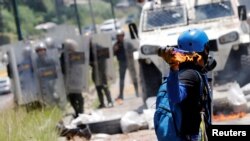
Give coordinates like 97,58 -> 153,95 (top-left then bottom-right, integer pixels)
212,112 -> 247,122
159,49 -> 203,65
174,52 -> 202,63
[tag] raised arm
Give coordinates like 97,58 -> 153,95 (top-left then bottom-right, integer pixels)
167,69 -> 200,104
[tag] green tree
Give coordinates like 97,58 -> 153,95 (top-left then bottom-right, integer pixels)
1,9 -> 15,33
1,0 -> 12,10
103,0 -> 120,5
0,0 -> 136,41
18,5 -> 41,37
19,0 -> 46,12
76,0 -> 113,26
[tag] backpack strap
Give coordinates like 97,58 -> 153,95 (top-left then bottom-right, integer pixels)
194,70 -> 211,139
194,71 -> 210,113
194,70 -> 204,98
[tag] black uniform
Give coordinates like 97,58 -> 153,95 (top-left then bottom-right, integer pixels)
113,40 -> 139,100
89,43 -> 113,108
60,53 -> 84,118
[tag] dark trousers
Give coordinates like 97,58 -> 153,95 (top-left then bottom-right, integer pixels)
117,61 -> 139,99
67,93 -> 84,118
96,85 -> 112,106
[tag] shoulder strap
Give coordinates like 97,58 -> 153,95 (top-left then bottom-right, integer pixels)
194,70 -> 211,125
194,70 -> 205,98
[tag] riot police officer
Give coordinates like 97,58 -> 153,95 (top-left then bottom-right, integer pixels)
60,39 -> 85,118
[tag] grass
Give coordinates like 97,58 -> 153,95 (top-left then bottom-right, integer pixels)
0,106 -> 63,141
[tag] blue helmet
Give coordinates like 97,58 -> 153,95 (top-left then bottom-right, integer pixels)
177,28 -> 209,52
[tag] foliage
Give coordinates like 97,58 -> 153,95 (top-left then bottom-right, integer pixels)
103,0 -> 120,5
1,9 -> 15,33
0,0 -> 138,41
77,0 -> 113,25
0,107 -> 63,141
19,0 -> 47,12
18,5 -> 42,37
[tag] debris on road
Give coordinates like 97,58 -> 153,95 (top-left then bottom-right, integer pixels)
120,111 -> 147,133
213,82 -> 248,115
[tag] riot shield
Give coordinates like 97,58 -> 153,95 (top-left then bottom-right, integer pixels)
91,33 -> 115,86
32,42 -> 67,108
7,42 -> 39,105
124,39 -> 139,87
63,35 -> 90,93
45,24 -> 90,92
45,25 -> 79,59
45,24 -> 78,48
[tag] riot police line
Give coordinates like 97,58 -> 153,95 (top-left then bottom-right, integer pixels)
0,25 -> 116,113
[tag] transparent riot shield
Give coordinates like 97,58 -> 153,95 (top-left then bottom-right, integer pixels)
32,42 -> 67,108
45,25 -> 79,59
91,33 -> 115,86
45,24 -> 78,48
124,39 -> 139,87
7,42 -> 39,105
45,24 -> 89,92
63,35 -> 90,93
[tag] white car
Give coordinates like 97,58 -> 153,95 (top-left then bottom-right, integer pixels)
0,76 -> 11,95
100,19 -> 121,33
100,19 -> 122,41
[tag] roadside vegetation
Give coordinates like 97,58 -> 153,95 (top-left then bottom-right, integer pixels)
0,0 -> 139,43
0,106 -> 62,141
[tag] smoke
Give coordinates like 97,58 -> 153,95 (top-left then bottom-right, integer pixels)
214,45 -> 250,87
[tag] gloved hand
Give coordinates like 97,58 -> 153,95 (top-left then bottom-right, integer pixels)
158,47 -> 180,70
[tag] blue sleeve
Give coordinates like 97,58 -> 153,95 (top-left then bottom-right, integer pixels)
167,70 -> 188,103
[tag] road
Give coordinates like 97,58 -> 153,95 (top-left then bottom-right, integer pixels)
59,61 -> 158,140
0,93 -> 15,112
60,58 -> 250,140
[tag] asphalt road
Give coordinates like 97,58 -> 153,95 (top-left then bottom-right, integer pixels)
0,93 -> 15,111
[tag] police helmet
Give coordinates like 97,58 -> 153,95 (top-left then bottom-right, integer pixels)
44,37 -> 54,48
116,29 -> 125,36
35,42 -> 47,52
62,38 -> 78,51
23,46 -> 32,56
24,46 -> 31,52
